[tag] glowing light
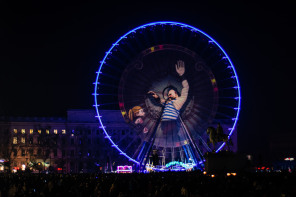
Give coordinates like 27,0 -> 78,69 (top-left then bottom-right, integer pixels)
211,174 -> 215,178
203,171 -> 207,175
13,137 -> 17,144
165,161 -> 196,169
94,21 -> 241,164
117,165 -> 132,173
285,158 -> 294,161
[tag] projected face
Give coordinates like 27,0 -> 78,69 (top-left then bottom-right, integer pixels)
136,108 -> 145,117
168,90 -> 178,100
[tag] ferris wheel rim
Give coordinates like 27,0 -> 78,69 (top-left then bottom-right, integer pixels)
94,21 -> 241,164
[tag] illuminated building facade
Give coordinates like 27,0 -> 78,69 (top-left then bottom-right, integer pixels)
0,110 -> 132,173
0,110 -> 237,173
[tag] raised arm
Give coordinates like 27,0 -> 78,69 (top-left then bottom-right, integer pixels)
173,60 -> 189,110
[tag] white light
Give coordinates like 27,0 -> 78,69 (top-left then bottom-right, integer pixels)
284,158 -> 294,161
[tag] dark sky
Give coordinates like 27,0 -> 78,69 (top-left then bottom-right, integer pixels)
1,1 -> 295,156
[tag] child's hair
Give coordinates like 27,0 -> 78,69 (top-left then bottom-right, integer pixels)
128,106 -> 142,121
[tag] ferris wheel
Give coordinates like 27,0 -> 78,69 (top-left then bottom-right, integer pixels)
94,21 -> 241,171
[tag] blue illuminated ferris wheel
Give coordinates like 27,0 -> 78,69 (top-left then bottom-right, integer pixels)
94,21 -> 241,170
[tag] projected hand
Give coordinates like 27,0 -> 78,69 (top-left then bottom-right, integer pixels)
176,60 -> 185,76
147,91 -> 159,99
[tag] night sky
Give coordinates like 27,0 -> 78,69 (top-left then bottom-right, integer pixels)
1,1 -> 295,157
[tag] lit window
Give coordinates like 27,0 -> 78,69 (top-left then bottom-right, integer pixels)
13,129 -> 17,134
38,130 -> 41,134
21,137 -> 25,144
54,129 -> 58,134
21,129 -> 25,134
46,130 -> 49,134
62,129 -> 66,134
13,137 -> 17,144
30,129 -> 33,134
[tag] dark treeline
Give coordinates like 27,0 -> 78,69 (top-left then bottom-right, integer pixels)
0,171 -> 296,197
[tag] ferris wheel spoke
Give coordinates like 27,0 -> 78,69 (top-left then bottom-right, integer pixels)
198,136 -> 212,152
123,136 -> 141,156
98,72 -> 121,81
96,103 -> 119,108
97,83 -> 119,89
215,111 -> 235,119
218,105 -> 239,112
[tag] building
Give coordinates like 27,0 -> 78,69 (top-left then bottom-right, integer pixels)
0,109 -> 238,173
0,110 -> 132,173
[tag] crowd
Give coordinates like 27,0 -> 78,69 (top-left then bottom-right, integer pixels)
0,171 -> 296,197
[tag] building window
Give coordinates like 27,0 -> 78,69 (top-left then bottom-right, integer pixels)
13,149 -> 17,156
21,129 -> 25,134
21,137 -> 25,144
38,130 -> 41,134
37,137 -> 41,144
29,137 -> 33,144
13,137 -> 17,144
62,129 -> 66,134
71,139 -> 74,145
30,129 -> 33,134
54,129 -> 58,134
21,149 -> 26,156
62,138 -> 65,145
13,129 -> 17,134
46,130 -> 49,134
29,149 -> 33,156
